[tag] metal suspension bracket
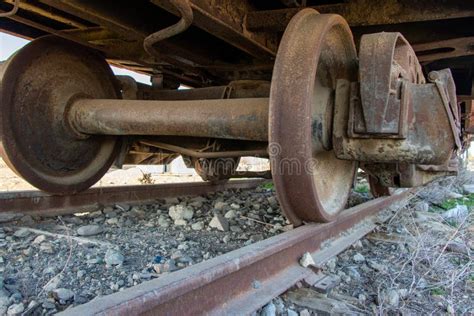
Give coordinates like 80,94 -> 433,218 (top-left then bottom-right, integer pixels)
333,32 -> 462,188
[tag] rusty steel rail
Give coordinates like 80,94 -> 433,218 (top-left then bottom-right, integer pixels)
60,190 -> 412,315
0,179 -> 266,216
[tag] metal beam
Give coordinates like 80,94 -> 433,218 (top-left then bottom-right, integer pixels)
151,0 -> 277,60
245,0 -> 474,31
413,37 -> 474,62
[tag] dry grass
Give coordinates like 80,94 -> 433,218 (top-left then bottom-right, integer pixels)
373,174 -> 473,314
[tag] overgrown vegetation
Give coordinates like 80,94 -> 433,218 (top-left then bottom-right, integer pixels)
354,183 -> 369,194
260,182 -> 274,190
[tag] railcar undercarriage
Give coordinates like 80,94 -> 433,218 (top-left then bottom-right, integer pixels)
0,0 -> 473,225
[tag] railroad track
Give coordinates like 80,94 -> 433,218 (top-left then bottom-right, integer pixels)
51,188 -> 413,315
0,179 -> 266,217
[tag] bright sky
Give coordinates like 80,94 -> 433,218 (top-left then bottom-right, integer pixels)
0,32 -> 151,84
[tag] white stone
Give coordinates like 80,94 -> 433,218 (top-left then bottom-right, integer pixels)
352,240 -> 363,249
442,205 -> 468,221
33,235 -> 46,244
214,201 -> 227,210
191,221 -> 204,230
447,304 -> 455,314
106,218 -> 119,225
368,260 -> 386,272
446,191 -> 463,199
415,202 -> 430,213
13,228 -> 30,238
52,288 -> 74,302
168,205 -> 194,221
105,249 -> 124,266
463,184 -> 474,195
174,219 -> 187,226
326,257 -> 337,272
43,276 -> 61,292
77,224 -> 103,236
158,215 -> 170,228
224,210 -> 237,219
7,303 -> 24,315
299,252 -> 315,268
287,309 -> 298,316
260,302 -> 276,316
230,203 -> 240,210
353,253 -> 365,263
209,214 -> 229,231
386,289 -> 400,306
299,309 -> 310,316
378,289 -> 399,307
267,196 -> 278,208
0,289 -> 9,316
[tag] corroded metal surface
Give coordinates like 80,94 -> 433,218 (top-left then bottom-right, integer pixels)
0,36 -> 121,194
368,175 -> 391,198
68,97 -> 269,142
1,0 -> 472,87
245,0 -> 474,31
59,190 -> 411,316
356,32 -> 424,136
269,9 -> 357,224
144,0 -> 194,58
334,80 -> 457,174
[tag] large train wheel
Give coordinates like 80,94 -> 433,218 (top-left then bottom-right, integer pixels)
269,9 -> 358,225
0,37 -> 121,194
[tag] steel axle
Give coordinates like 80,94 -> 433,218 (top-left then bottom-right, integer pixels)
68,97 -> 269,142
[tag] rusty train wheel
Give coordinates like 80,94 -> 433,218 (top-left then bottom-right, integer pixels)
0,36 -> 121,194
269,9 -> 358,225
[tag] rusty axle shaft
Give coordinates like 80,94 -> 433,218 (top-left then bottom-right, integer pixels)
68,97 -> 269,142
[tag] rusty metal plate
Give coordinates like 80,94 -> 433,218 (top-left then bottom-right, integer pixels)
269,9 -> 358,224
0,36 -> 121,194
356,32 -> 424,137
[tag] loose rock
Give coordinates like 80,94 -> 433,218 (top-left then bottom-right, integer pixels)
260,302 -> 276,316
191,221 -> 204,231
52,288 -> 74,303
462,184 -> 474,194
0,213 -> 23,223
77,225 -> 103,236
442,205 -> 468,223
299,252 -> 315,268
353,253 -> 365,263
7,303 -> 24,315
224,210 -> 237,219
168,205 -> 194,221
13,228 -> 30,238
105,249 -> 124,266
209,214 -> 229,231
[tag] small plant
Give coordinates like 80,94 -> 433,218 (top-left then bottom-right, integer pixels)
260,182 -> 274,190
138,172 -> 155,184
430,287 -> 446,296
354,183 -> 369,194
440,193 -> 474,210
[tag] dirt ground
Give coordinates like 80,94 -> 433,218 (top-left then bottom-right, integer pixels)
0,158 -> 202,192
